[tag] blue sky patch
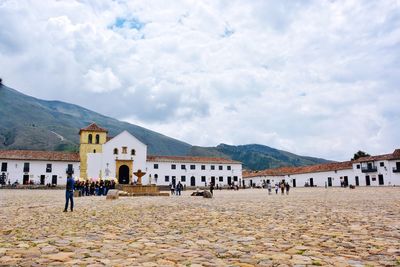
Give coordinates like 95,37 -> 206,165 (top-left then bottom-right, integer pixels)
113,17 -> 145,30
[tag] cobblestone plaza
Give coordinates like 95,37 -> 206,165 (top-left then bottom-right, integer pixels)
1,188 -> 399,266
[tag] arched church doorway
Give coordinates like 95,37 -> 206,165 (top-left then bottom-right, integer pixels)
119,165 -> 130,184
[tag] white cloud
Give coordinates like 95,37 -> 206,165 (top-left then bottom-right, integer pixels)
83,67 -> 121,93
0,0 -> 399,160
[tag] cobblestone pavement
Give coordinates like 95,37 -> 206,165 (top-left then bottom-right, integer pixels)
1,188 -> 400,266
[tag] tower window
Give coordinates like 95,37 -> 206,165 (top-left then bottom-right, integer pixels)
88,134 -> 93,144
131,149 -> 136,155
114,148 -> 118,155
95,134 -> 100,144
122,147 -> 127,154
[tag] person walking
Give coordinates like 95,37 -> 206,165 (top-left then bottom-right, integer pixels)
169,183 -> 175,195
275,183 -> 279,194
64,174 -> 74,212
267,182 -> 272,195
280,182 -> 285,195
210,182 -> 214,196
285,182 -> 290,195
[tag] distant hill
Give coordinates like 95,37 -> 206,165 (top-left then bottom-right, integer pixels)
0,83 -> 331,170
190,144 -> 331,170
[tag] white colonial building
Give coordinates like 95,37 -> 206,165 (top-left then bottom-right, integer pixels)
0,123 -> 242,187
146,155 -> 242,187
0,150 -> 79,186
243,149 -> 400,188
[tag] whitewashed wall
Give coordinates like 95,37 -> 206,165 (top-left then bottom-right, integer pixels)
87,154 -> 103,180
244,175 -> 284,187
352,160 -> 400,186
245,160 -> 400,188
284,169 -> 355,187
245,169 -> 355,188
388,160 -> 400,185
0,159 -> 79,185
146,161 -> 242,187
86,131 -> 148,182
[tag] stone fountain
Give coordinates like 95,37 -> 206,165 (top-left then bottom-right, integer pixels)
118,169 -> 168,196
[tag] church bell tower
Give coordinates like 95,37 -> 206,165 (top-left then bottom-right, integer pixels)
79,123 -> 108,180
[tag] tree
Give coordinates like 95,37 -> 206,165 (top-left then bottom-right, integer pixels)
352,150 -> 370,161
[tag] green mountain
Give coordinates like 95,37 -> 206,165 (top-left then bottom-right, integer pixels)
0,83 -> 331,169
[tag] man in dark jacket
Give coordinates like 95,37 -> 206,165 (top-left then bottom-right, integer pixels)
64,175 -> 75,212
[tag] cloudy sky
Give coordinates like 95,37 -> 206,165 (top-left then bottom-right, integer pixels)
1,0 -> 399,161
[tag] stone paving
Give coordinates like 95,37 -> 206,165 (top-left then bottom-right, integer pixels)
0,188 -> 400,266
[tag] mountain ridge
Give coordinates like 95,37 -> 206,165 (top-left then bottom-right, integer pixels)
0,83 -> 331,170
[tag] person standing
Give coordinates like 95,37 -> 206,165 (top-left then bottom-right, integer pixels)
169,183 -> 175,195
64,175 -> 74,212
85,180 -> 89,196
105,180 -> 110,196
210,182 -> 214,196
285,182 -> 290,195
99,179 -> 104,196
176,181 -> 182,196
275,183 -> 279,194
280,182 -> 285,195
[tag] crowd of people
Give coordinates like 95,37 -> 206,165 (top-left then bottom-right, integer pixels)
74,179 -> 116,196
261,181 -> 291,195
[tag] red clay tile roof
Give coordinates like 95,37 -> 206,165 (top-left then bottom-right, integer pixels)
0,150 -> 80,162
393,149 -> 400,158
353,149 -> 400,163
243,161 -> 353,178
79,123 -> 108,134
147,155 -> 241,164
